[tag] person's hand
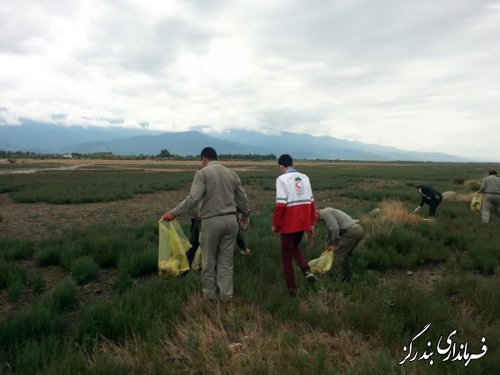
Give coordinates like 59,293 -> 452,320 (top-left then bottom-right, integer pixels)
161,211 -> 175,221
326,245 -> 335,252
413,206 -> 421,213
240,216 -> 249,230
240,248 -> 252,257
272,225 -> 277,233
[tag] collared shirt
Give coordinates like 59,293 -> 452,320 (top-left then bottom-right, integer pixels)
171,161 -> 249,218
479,175 -> 500,195
320,208 -> 359,243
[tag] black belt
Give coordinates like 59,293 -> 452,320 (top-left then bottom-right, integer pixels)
340,223 -> 360,235
201,212 -> 237,220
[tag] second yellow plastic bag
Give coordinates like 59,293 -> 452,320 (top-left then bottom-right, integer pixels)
158,219 -> 191,277
470,192 -> 483,211
191,246 -> 203,272
308,249 -> 334,274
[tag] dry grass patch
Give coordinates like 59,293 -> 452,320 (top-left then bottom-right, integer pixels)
160,295 -> 377,374
92,294 -> 379,374
448,191 -> 474,202
360,200 -> 423,236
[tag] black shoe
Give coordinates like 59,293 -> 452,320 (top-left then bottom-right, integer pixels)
305,271 -> 317,283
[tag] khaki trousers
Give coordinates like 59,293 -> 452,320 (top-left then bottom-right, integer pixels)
332,224 -> 364,280
200,215 -> 238,301
482,194 -> 500,223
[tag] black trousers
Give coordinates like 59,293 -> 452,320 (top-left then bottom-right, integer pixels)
427,199 -> 442,217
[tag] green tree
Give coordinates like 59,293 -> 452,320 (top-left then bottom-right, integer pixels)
159,149 -> 171,158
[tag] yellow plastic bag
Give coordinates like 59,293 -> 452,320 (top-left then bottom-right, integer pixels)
191,246 -> 203,272
158,219 -> 191,277
308,249 -> 334,274
471,192 -> 483,211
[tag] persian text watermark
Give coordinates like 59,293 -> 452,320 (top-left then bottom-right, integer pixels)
399,323 -> 487,367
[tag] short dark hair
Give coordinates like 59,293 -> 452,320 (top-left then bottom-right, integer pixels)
489,170 -> 498,176
200,147 -> 217,161
278,154 -> 293,167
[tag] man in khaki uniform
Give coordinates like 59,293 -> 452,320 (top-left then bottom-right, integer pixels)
478,170 -> 500,223
315,207 -> 364,282
162,147 -> 249,302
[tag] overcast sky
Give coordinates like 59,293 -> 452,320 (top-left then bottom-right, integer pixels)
1,0 -> 499,160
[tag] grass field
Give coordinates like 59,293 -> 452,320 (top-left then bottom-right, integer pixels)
0,159 -> 499,374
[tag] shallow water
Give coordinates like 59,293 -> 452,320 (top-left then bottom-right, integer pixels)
0,164 -> 89,175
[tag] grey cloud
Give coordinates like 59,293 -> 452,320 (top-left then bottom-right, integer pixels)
51,113 -> 68,120
79,3 -> 213,74
83,117 -> 124,125
256,110 -> 324,129
0,0 -> 77,54
251,1 -> 498,70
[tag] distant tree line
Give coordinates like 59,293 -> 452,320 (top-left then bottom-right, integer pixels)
0,149 -> 277,161
181,153 -> 277,161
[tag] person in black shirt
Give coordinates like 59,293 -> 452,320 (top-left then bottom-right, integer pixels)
413,185 -> 443,218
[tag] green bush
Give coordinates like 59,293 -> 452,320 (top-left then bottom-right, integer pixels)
70,256 -> 99,285
118,248 -> 156,277
29,275 -> 47,293
469,181 -> 480,191
0,239 -> 34,261
76,277 -> 197,350
0,307 -> 62,347
57,224 -> 157,270
453,177 -> 466,185
36,241 -> 63,266
113,272 -> 134,294
76,300 -> 128,350
7,275 -> 24,301
0,262 -> 26,289
360,225 -> 447,271
39,279 -> 77,313
469,243 -> 497,275
7,336 -> 87,375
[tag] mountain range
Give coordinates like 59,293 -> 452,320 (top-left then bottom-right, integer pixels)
0,121 -> 467,162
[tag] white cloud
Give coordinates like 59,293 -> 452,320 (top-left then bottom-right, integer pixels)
0,0 -> 499,160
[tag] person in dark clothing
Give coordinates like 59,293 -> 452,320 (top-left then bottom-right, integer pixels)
413,185 -> 443,217
186,215 -> 250,267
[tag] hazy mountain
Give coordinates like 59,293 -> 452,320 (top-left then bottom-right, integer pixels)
0,120 -> 160,153
207,130 -> 466,162
0,122 -> 468,161
67,131 -> 270,156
